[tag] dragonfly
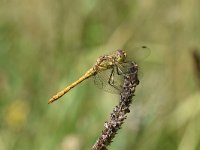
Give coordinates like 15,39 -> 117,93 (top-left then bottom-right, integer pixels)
48,46 -> 149,104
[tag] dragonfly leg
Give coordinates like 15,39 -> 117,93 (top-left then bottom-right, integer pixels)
115,64 -> 125,75
108,67 -> 120,91
108,68 -> 115,85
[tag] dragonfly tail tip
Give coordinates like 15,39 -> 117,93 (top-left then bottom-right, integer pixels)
48,98 -> 54,104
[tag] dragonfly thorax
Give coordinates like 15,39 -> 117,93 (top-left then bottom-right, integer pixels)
94,50 -> 127,72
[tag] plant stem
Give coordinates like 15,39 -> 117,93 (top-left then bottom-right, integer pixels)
92,62 -> 139,150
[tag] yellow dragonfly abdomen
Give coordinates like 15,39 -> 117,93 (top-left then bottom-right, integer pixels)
48,68 -> 95,104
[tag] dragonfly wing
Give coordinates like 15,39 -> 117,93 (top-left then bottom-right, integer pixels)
93,73 -> 104,89
117,61 -> 140,77
124,46 -> 150,79
117,62 -> 133,75
126,46 -> 150,63
93,67 -> 123,94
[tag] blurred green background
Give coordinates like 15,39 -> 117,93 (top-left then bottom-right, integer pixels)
1,0 -> 200,150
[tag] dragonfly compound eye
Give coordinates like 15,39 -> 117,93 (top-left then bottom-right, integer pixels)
116,50 -> 126,62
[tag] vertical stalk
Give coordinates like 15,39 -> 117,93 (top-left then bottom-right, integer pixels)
92,62 -> 139,150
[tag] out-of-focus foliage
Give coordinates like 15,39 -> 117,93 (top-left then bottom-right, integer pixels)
0,0 -> 200,150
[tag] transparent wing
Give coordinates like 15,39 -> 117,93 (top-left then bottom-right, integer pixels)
93,66 -> 124,94
117,61 -> 135,75
124,46 -> 150,79
126,46 -> 150,63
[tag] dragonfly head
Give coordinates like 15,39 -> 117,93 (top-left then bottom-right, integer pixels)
116,50 -> 127,62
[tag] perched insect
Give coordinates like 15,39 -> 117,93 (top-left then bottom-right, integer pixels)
48,46 -> 149,104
